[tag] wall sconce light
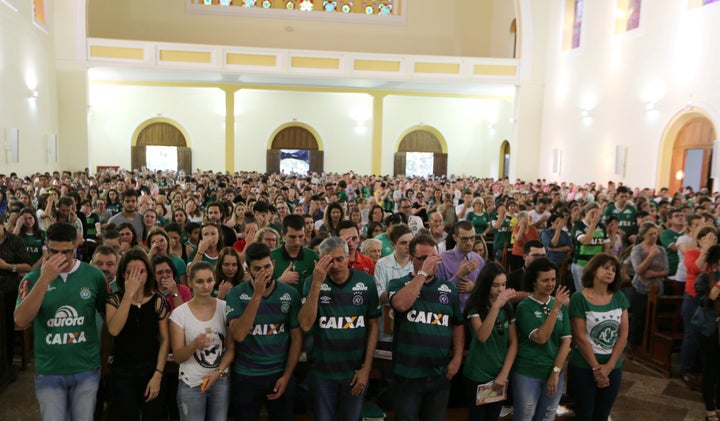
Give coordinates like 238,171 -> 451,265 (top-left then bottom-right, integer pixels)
675,170 -> 685,181
645,102 -> 655,111
29,90 -> 38,102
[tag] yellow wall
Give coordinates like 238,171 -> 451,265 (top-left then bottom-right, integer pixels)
87,0 -> 513,58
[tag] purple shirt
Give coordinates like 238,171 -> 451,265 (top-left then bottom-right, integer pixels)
437,247 -> 485,311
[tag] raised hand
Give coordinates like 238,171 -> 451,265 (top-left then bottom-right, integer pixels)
495,288 -> 517,308
553,285 -> 570,307
278,263 -> 299,285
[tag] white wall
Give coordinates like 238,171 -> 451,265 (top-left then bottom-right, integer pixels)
381,95 -> 514,177
537,0 -> 720,188
234,89 -> 374,174
87,84 -> 226,172
0,1 -> 59,174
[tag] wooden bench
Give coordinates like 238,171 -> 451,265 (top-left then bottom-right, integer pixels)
633,281 -> 683,377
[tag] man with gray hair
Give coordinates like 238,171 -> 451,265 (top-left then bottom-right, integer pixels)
298,236 -> 380,421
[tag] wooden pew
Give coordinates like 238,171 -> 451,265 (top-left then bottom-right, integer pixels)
633,280 -> 683,377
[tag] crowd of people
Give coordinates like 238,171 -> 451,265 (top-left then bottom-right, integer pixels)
1,167 -> 719,420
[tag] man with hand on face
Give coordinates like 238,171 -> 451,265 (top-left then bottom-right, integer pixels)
226,242 -> 302,421
298,236 -> 380,421
388,234 -> 464,421
15,222 -> 109,421
338,220 -> 374,275
271,215 -> 319,297
437,220 -> 485,311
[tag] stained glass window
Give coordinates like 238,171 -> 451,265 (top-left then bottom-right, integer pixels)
704,0 -> 720,5
626,0 -> 641,31
571,0 -> 583,49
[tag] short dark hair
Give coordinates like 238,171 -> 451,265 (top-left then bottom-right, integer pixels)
384,213 -> 405,226
453,220 -> 474,235
122,189 -> 138,200
151,255 -> 178,280
282,214 -> 305,233
409,234 -> 437,257
245,242 -> 271,265
47,222 -> 78,243
92,245 -> 118,261
337,220 -> 359,234
389,224 -> 412,243
206,202 -> 225,217
523,257 -> 557,292
523,240 -> 545,255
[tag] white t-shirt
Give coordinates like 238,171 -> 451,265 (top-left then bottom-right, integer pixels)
169,299 -> 227,387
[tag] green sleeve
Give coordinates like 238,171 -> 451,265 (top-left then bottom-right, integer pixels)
225,284 -> 243,322
288,287 -> 300,329
514,299 -> 537,339
569,291 -> 586,320
561,306 -> 572,337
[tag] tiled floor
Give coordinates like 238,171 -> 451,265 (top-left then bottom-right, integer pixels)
0,354 -> 707,420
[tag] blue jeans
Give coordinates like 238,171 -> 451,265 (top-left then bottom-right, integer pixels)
232,372 -> 296,421
511,371 -> 563,421
309,374 -> 365,421
177,376 -> 229,421
464,375 -> 503,421
567,364 -> 622,421
393,374 -> 452,421
34,368 -> 101,421
681,293 -> 701,376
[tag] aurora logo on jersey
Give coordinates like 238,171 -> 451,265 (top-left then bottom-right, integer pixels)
251,323 -> 286,335
318,315 -> 366,329
47,305 -> 85,327
45,306 -> 87,345
406,310 -> 449,326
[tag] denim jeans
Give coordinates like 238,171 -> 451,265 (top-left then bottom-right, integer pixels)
393,374 -> 452,421
511,371 -> 564,421
34,368 -> 101,421
464,375 -> 503,421
111,363 -> 166,421
567,364 -> 622,421
177,376 -> 229,421
308,374 -> 365,421
681,293 -> 701,376
232,372 -> 296,421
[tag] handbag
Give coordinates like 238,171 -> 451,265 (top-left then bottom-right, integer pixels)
692,272 -> 719,337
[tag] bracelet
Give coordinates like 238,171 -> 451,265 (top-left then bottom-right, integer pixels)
155,368 -> 164,376
216,368 -> 226,378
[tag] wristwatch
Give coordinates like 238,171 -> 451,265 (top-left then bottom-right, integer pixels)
552,366 -> 562,374
11,265 -> 17,273
417,270 -> 432,279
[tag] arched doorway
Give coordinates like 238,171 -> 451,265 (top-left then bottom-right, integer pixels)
659,111 -> 717,194
394,128 -> 448,177
267,124 -> 323,175
131,120 -> 192,173
499,140 -> 511,179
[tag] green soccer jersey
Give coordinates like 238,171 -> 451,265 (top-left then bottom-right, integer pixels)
303,270 -> 381,381
20,232 -> 45,265
492,215 -> 513,251
513,296 -> 571,379
603,203 -> 637,238
568,290 -> 629,370
375,233 -> 394,258
463,306 -> 514,383
16,262 -> 108,375
388,275 -> 463,379
271,246 -> 319,297
571,220 -> 609,266
467,212 -> 490,235
226,280 -> 300,376
660,228 -> 682,276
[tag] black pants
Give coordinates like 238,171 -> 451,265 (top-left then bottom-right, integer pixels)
1,280 -> 19,365
111,362 -> 166,421
697,331 -> 720,411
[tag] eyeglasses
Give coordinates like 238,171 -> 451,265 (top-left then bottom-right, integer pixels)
457,236 -> 475,242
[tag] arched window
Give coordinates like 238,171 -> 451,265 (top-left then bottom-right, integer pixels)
499,140 -> 511,179
267,125 -> 323,174
394,129 -> 447,177
132,121 -> 192,173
